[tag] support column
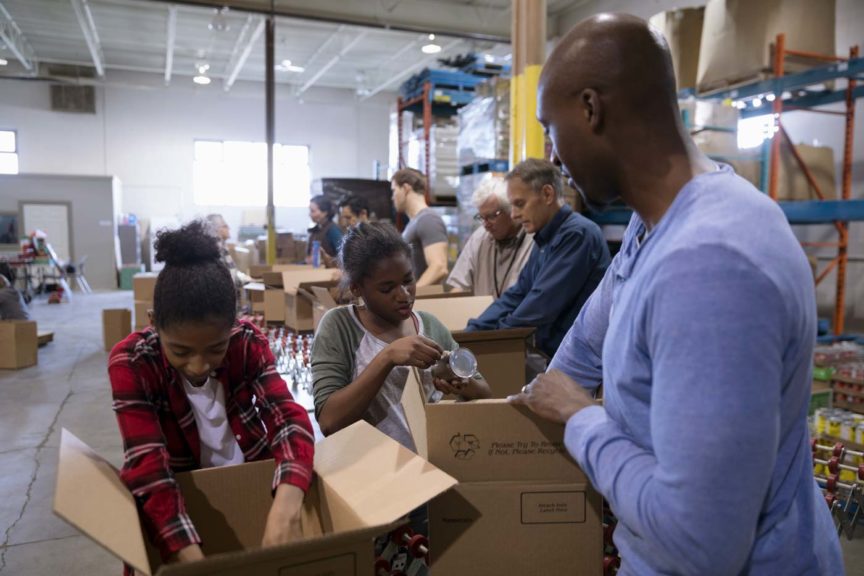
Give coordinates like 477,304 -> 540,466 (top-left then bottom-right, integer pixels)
265,14 -> 276,265
510,0 -> 546,165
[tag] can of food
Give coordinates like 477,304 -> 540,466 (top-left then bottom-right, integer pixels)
841,418 -> 856,441
828,416 -> 842,438
856,424 -> 864,446
815,409 -> 828,435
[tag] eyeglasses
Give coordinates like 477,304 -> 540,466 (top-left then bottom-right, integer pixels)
473,209 -> 504,224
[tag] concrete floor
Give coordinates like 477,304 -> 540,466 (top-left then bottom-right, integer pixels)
0,291 -> 862,575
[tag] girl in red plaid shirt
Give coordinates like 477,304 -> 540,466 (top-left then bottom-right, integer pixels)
108,221 -> 314,570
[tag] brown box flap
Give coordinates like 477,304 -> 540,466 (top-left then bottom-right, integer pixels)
314,421 -> 457,532
54,429 -> 154,575
413,295 -> 493,332
415,285 -> 472,300
452,327 -> 535,343
310,285 -> 338,309
281,270 -> 339,296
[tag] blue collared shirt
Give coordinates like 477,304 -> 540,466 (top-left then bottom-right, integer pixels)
550,164 -> 844,575
466,203 -> 610,358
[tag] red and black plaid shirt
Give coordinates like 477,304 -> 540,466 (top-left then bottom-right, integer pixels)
108,319 -> 314,565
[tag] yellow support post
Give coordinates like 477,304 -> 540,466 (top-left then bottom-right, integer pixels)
510,0 -> 546,164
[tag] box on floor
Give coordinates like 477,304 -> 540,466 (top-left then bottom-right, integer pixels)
133,273 -> 159,303
103,308 -> 132,352
54,421 -> 457,576
401,369 -> 603,575
0,320 -> 38,369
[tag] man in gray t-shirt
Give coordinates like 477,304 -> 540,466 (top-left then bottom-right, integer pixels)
391,168 -> 449,286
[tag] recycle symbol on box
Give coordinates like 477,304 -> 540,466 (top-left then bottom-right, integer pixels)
449,433 -> 480,460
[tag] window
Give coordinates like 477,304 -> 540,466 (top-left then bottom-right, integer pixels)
0,130 -> 19,175
193,140 -> 311,207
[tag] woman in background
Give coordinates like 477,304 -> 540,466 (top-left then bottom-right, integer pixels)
307,195 -> 343,267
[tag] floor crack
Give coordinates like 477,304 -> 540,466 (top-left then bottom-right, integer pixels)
0,386 -> 75,574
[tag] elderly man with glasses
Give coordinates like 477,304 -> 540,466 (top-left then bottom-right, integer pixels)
446,177 -> 535,298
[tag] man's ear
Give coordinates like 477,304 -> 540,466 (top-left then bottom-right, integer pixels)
581,88 -> 602,132
541,184 -> 557,205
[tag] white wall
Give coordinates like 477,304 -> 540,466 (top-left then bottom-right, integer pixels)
0,72 -> 392,243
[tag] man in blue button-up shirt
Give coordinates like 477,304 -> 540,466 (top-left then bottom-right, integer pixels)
465,158 -> 610,359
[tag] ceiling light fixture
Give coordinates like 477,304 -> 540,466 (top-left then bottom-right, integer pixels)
0,58 -> 7,66
278,59 -> 305,73
421,34 -> 442,55
193,75 -> 211,85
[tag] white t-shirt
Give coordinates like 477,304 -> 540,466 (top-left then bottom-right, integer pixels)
182,377 -> 244,468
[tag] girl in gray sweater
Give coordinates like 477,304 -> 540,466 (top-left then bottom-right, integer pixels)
311,222 -> 490,450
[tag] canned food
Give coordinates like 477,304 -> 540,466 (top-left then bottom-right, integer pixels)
841,419 -> 856,441
815,409 -> 828,435
856,424 -> 864,446
828,417 -> 842,438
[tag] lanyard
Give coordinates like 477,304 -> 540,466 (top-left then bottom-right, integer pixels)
492,231 -> 526,298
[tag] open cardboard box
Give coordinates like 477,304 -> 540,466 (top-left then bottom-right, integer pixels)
413,295 -> 534,397
414,285 -> 472,300
244,282 -> 266,314
307,285 -> 339,333
412,295 -> 492,332
249,264 -> 310,281
453,327 -> 534,398
262,270 -> 338,330
54,421 -> 457,576
401,369 -> 602,575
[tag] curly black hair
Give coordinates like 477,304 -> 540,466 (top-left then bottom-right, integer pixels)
152,220 -> 235,330
339,221 -> 411,286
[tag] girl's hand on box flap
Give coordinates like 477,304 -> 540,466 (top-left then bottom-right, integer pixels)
262,484 -> 305,548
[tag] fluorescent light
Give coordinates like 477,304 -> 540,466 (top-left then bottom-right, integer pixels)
484,54 -> 495,63
422,33 -> 441,54
752,98 -> 763,108
193,75 -> 211,85
277,59 -> 305,73
766,93 -> 776,102
0,58 -> 7,66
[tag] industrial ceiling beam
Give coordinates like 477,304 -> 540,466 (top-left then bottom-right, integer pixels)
0,2 -> 35,70
363,38 -> 463,99
164,4 -> 177,84
223,14 -> 264,91
70,0 -> 105,77
296,29 -> 368,96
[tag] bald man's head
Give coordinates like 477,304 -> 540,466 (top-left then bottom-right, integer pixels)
538,14 -> 686,210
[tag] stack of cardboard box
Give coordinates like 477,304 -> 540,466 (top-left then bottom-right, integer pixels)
102,309 -> 132,352
258,268 -> 338,331
132,273 -> 158,331
402,369 -> 602,574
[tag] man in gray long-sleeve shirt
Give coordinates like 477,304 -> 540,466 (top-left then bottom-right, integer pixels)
511,14 -> 843,575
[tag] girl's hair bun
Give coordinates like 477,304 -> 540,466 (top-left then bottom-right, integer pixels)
154,220 -> 221,266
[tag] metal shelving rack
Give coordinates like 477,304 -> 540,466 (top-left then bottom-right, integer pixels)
593,34 -> 864,337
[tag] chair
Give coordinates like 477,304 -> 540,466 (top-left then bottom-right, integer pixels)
64,255 -> 91,293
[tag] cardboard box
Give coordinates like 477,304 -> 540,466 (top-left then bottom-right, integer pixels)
696,0 -> 835,93
400,369 -> 602,575
309,285 -> 339,333
134,301 -> 152,330
649,7 -> 704,91
263,270 -> 338,330
414,285 -> 472,300
244,283 -> 266,313
412,295 -> 493,332
0,320 -> 38,369
133,273 -> 159,302
250,264 -> 311,281
778,143 -> 835,201
54,422 -> 457,576
103,309 -> 132,352
453,327 -> 534,398
430,481 -> 602,576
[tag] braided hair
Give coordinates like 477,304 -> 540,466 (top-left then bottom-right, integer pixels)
152,220 -> 235,330
339,222 -> 411,287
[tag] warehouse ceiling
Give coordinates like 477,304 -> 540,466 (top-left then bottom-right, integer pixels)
0,0 -> 591,94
